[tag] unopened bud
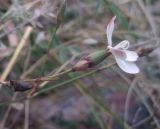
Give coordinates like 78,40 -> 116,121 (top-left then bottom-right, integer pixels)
137,46 -> 155,57
10,80 -> 33,92
72,49 -> 110,71
72,60 -> 89,71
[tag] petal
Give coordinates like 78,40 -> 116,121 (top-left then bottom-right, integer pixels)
106,16 -> 116,46
124,50 -> 139,62
114,40 -> 130,49
110,47 -> 126,59
114,57 -> 140,74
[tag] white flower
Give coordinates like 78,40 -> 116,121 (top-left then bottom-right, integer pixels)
106,16 -> 140,74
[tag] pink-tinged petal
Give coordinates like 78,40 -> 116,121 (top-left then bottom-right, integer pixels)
114,57 -> 140,74
124,50 -> 139,62
106,16 -> 116,46
114,40 -> 130,49
110,47 -> 126,59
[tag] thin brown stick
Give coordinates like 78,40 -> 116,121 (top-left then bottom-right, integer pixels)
24,100 -> 30,129
0,26 -> 33,88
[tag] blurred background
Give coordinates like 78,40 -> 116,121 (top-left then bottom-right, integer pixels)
0,0 -> 160,129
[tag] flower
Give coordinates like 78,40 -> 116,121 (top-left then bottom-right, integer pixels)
106,16 -> 140,74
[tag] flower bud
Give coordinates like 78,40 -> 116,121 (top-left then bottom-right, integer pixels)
72,49 -> 110,71
10,80 -> 33,92
137,45 -> 155,57
72,60 -> 89,71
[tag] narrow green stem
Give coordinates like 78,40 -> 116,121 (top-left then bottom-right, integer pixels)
47,69 -> 72,79
76,83 -> 130,129
23,69 -> 72,83
34,62 -> 115,96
